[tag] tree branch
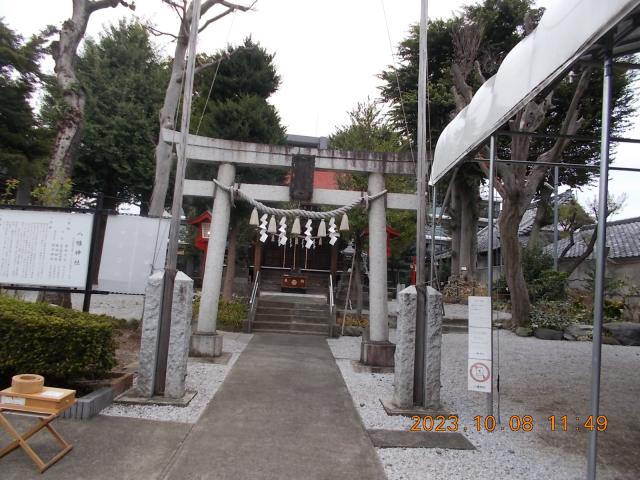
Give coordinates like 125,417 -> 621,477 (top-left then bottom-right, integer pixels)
199,8 -> 234,32
87,0 -> 134,14
162,0 -> 185,21
474,60 -> 486,84
199,0 -> 256,31
526,68 -> 592,197
451,64 -> 473,105
565,228 -> 598,276
542,68 -> 592,161
145,24 -> 179,39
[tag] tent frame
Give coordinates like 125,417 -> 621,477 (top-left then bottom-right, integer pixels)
432,35 -> 639,479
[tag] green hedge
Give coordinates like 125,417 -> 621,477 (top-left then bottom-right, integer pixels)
192,296 -> 247,332
0,295 -> 117,386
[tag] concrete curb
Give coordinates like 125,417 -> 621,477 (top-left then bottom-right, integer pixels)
63,387 -> 113,420
63,372 -> 134,420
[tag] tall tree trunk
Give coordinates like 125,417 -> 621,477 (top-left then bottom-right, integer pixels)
499,198 -> 529,327
16,177 -> 32,205
46,0 -> 130,206
222,222 -> 237,300
458,178 -> 479,280
148,35 -> 188,216
449,179 -> 461,277
147,0 -> 254,217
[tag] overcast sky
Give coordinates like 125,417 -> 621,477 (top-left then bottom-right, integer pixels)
1,0 -> 638,218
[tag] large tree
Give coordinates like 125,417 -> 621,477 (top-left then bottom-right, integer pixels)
147,0 -> 256,217
188,38 -> 286,299
71,20 -> 167,211
43,0 -> 134,206
379,15 -> 484,280
379,0 -> 634,326
330,100 -> 411,319
0,20 -> 47,204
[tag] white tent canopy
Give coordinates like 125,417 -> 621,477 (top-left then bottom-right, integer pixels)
430,0 -> 640,185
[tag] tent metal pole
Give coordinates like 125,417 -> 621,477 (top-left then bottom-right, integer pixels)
553,166 -> 559,271
486,135 -> 496,418
430,185 -> 437,286
413,0 -> 429,407
587,43 -> 613,480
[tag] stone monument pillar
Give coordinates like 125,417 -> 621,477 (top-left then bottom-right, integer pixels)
137,271 -> 193,399
361,172 -> 395,367
191,162 -> 235,357
390,285 -> 443,410
392,285 -> 417,408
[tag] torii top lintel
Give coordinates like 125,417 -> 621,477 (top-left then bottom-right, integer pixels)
162,129 -> 417,176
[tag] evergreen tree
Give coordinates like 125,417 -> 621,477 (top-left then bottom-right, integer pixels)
72,20 -> 167,211
0,20 -> 47,203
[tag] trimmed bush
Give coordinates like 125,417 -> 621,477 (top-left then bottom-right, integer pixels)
192,295 -> 247,332
218,299 -> 248,331
0,295 -> 117,386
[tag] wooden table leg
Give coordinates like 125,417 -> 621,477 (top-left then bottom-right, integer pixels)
0,411 -> 73,473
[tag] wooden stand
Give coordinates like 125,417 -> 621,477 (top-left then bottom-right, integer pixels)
281,274 -> 307,293
0,387 -> 76,473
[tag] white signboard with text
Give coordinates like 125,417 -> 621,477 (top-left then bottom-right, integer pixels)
0,209 -> 93,288
97,215 -> 169,294
468,296 -> 493,393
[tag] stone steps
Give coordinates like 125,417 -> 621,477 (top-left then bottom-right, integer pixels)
252,321 -> 328,335
256,307 -> 327,317
255,313 -> 327,324
249,328 -> 328,336
251,292 -> 331,337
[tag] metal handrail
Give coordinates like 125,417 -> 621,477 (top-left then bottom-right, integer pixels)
328,274 -> 337,337
246,270 -> 261,333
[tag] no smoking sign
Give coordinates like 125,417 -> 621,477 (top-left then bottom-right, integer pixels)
468,359 -> 492,392
470,361 -> 491,382
468,296 -> 493,393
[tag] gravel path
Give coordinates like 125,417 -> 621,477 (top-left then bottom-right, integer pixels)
101,332 -> 252,424
328,330 -> 640,480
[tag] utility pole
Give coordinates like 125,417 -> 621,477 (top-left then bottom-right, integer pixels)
413,0 -> 429,406
154,0 -> 202,396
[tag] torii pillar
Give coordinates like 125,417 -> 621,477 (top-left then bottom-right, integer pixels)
190,162 -> 235,357
360,172 -> 395,367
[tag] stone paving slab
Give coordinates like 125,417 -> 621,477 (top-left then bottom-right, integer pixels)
0,415 -> 191,479
162,333 -> 386,480
369,429 -> 475,450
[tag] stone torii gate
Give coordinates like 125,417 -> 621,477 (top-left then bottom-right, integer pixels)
163,128 -> 417,366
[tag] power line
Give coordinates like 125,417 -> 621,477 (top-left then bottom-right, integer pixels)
380,0 -> 415,163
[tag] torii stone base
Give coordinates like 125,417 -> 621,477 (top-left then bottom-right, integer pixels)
190,332 -> 223,357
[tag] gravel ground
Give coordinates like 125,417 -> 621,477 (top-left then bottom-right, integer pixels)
101,332 -> 252,424
328,330 -> 640,480
7,290 -> 144,321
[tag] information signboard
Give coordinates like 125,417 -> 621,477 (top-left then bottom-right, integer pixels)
468,296 -> 493,393
97,215 -> 169,294
0,209 -> 93,288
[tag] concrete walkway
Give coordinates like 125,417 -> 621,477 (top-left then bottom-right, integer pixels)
162,333 -> 386,480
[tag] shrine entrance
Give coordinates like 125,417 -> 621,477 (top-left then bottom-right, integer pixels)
166,128 -> 417,366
